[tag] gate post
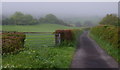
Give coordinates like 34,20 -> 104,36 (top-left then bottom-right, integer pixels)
55,33 -> 61,45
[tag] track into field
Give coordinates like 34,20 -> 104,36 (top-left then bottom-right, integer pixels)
71,31 -> 118,68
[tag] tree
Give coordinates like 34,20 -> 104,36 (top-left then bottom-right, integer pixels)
44,14 -> 58,24
3,12 -> 38,25
99,14 -> 120,26
2,18 -> 14,25
38,14 -> 71,26
10,12 -> 24,25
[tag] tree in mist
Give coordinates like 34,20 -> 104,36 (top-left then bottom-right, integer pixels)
3,12 -> 72,26
45,14 -> 58,24
39,14 -> 61,24
3,12 -> 38,25
39,14 -> 72,26
2,18 -> 14,25
99,14 -> 120,26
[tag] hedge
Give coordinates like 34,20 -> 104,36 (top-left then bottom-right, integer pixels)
2,32 -> 26,54
55,29 -> 82,46
90,25 -> 119,48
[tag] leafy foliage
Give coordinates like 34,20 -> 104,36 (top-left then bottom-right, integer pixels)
90,25 -> 120,62
90,29 -> 120,62
39,14 -> 72,26
3,12 -> 72,26
99,14 -> 120,26
2,12 -> 38,25
55,29 -> 83,46
2,32 -> 26,54
90,26 -> 119,48
90,13 -> 120,62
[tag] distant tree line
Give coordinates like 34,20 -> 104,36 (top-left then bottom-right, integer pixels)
3,12 -> 38,25
2,12 -> 72,26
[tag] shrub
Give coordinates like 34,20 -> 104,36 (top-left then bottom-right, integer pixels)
2,32 -> 26,54
71,29 -> 82,41
90,25 -> 119,48
55,29 -> 82,46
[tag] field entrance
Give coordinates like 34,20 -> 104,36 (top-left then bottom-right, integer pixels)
24,32 -> 56,47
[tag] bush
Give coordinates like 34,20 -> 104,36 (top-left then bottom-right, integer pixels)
71,29 -> 82,41
90,26 -> 120,62
2,32 -> 26,54
55,29 -> 82,46
90,25 -> 119,48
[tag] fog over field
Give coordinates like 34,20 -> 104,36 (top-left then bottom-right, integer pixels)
2,2 -> 118,18
1,2 -> 118,26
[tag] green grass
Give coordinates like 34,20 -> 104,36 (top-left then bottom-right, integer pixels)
2,46 -> 75,68
2,24 -> 81,32
25,33 -> 55,47
90,33 -> 120,63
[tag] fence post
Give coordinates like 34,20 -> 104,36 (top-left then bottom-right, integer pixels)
58,33 -> 61,44
55,33 -> 61,45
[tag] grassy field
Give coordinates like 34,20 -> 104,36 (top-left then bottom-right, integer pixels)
2,24 -> 81,32
2,24 -> 81,68
25,33 -> 55,47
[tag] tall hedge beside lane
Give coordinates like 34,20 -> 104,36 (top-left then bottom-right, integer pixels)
90,25 -> 119,48
90,25 -> 120,62
55,29 -> 82,46
2,32 -> 26,54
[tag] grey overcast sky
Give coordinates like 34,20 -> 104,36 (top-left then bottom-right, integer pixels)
2,2 -> 118,17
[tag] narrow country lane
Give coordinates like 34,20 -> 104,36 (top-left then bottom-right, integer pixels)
71,31 -> 118,68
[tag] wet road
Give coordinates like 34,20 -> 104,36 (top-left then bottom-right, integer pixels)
71,31 -> 118,68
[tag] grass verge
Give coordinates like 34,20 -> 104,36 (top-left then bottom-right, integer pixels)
90,33 -> 120,63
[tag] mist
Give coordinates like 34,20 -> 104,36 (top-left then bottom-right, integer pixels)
2,2 -> 118,26
2,2 -> 118,18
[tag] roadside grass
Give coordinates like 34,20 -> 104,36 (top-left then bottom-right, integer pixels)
90,33 -> 120,63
